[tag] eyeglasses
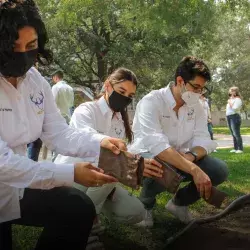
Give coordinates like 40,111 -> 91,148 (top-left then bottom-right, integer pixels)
186,81 -> 209,95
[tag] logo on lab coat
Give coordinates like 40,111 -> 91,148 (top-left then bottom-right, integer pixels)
30,91 -> 44,114
187,108 -> 195,121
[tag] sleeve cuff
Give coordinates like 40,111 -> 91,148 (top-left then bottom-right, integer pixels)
150,143 -> 171,157
53,164 -> 74,187
92,134 -> 108,143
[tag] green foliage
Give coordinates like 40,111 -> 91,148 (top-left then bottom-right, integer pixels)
35,0 -> 250,103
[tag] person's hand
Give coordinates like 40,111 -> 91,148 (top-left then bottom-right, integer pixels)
100,137 -> 127,155
191,166 -> 212,200
143,159 -> 163,178
179,152 -> 195,162
74,162 -> 118,187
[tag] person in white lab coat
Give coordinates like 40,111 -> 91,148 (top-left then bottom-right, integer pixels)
130,56 -> 228,227
51,70 -> 74,124
55,68 -> 163,226
0,1 -> 126,249
51,70 -> 74,161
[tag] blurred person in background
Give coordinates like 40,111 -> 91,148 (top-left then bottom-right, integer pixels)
226,86 -> 243,153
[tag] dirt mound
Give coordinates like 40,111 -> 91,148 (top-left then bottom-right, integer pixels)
168,205 -> 250,250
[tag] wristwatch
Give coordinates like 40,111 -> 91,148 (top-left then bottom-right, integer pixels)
185,151 -> 198,162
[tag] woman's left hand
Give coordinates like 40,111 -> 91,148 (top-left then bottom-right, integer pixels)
143,159 -> 163,178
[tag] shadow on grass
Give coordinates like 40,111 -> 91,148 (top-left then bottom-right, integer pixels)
103,219 -> 185,250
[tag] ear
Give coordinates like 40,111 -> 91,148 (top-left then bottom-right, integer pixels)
176,76 -> 185,86
104,80 -> 111,90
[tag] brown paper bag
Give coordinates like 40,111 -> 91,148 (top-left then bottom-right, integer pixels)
153,157 -> 185,194
98,147 -> 144,189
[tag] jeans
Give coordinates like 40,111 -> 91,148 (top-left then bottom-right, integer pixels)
207,122 -> 213,140
11,187 -> 96,250
27,138 -> 43,162
227,114 -> 243,151
139,156 -> 228,209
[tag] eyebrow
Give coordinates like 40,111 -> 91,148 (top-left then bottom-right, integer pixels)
191,83 -> 203,88
119,86 -> 136,95
15,38 -> 38,46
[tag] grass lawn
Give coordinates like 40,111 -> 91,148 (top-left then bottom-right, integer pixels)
13,148 -> 250,250
213,126 -> 250,135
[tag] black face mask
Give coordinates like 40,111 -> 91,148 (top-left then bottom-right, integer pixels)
0,49 -> 38,77
108,90 -> 132,112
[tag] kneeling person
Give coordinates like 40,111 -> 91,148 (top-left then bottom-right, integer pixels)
55,68 -> 163,225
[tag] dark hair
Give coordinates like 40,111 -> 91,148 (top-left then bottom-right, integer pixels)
52,70 -> 64,79
175,56 -> 211,84
0,0 -> 53,68
97,68 -> 138,143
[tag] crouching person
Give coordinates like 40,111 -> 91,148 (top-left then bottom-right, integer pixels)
55,68 -> 163,249
130,56 -> 228,227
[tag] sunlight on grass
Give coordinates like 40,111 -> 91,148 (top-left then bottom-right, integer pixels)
213,126 -> 250,135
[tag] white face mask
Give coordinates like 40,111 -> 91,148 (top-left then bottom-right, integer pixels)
181,84 -> 201,107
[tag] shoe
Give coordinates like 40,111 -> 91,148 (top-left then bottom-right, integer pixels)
136,209 -> 154,227
230,149 -> 236,153
86,236 -> 105,250
165,199 -> 193,224
213,149 -> 217,152
235,150 -> 243,154
91,223 -> 105,236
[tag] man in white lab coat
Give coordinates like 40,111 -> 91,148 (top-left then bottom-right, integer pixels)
131,56 -> 228,227
51,70 -> 74,124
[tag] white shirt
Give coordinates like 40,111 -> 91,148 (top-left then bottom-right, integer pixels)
200,98 -> 211,121
55,96 -> 125,166
130,84 -> 217,156
0,67 -> 106,222
52,80 -> 74,121
226,97 -> 242,116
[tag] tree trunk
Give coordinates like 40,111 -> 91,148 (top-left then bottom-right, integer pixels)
96,53 -> 107,82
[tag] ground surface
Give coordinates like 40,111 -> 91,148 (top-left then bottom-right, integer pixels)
13,137 -> 250,250
168,204 -> 250,250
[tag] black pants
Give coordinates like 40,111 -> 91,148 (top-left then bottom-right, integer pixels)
27,138 -> 43,162
11,187 -> 95,250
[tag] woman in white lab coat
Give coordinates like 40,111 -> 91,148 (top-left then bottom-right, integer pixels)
0,1 -> 126,249
55,68 -> 163,226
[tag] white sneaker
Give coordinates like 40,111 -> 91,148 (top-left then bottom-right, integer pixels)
213,149 -> 217,152
86,236 -> 104,250
136,209 -> 154,227
165,199 -> 193,224
235,150 -> 243,154
230,149 -> 236,153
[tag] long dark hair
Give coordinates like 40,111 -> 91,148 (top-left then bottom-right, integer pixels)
0,0 -> 53,68
97,68 -> 138,143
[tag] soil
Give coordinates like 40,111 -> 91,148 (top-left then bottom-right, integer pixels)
168,205 -> 250,250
